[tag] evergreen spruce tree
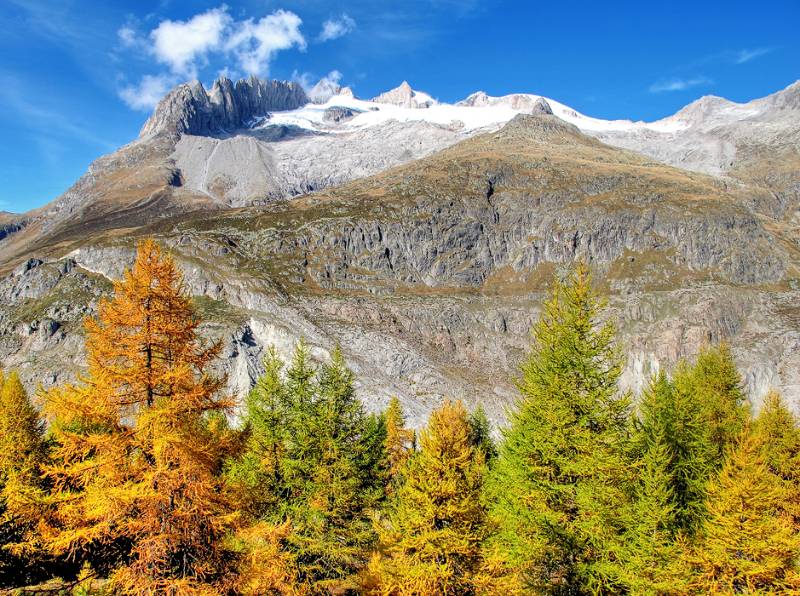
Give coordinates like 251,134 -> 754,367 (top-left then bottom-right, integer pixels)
365,400 -> 488,595
686,430 -> 800,593
622,371 -> 686,594
0,371 -> 49,586
226,347 -> 291,517
42,239 -> 234,594
468,405 -> 497,463
228,343 -> 385,593
287,347 -> 382,592
649,367 -> 714,534
484,263 -> 631,593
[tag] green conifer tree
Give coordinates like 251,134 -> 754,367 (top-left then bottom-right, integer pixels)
675,344 -> 747,463
287,347 -> 382,592
228,343 -> 385,593
468,405 -> 497,463
666,345 -> 748,532
621,430 -> 686,593
485,263 -> 632,593
226,347 -> 290,516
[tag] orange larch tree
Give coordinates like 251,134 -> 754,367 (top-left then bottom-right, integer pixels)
43,239 -> 234,594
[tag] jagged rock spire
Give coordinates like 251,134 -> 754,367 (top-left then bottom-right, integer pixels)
140,76 -> 309,138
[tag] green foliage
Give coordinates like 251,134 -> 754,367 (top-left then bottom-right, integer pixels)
485,262 -> 632,593
667,344 -> 748,532
468,405 -> 496,463
674,343 -> 748,463
227,342 -> 387,592
622,374 -> 687,593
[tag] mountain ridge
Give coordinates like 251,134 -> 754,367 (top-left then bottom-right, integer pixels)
1,77 -> 799,424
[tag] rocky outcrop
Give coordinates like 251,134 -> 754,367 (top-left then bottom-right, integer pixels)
323,106 -> 358,123
530,97 -> 554,115
140,76 -> 308,138
308,78 -> 354,104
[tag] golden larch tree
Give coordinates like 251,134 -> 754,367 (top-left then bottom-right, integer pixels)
384,396 -> 414,483
752,390 -> 800,530
686,429 -> 800,593
364,399 -> 488,595
43,239 -> 233,594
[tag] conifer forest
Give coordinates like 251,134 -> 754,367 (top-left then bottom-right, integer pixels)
1,240 -> 799,595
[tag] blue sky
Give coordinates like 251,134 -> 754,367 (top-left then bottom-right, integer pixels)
1,0 -> 798,213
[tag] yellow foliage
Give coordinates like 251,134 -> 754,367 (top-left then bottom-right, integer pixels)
384,397 -> 413,483
685,429 -> 800,593
365,400 -> 487,595
0,370 -> 47,557
229,521 -> 307,595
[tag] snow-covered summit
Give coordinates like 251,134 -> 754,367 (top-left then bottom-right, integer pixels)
371,81 -> 437,109
259,85 -> 690,136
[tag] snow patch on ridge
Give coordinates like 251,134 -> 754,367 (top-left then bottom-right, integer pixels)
260,88 -> 695,136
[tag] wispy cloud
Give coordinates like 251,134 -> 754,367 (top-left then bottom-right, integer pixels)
649,75 -> 712,94
318,14 -> 356,42
689,47 -> 775,68
118,73 -> 176,112
734,47 -> 772,64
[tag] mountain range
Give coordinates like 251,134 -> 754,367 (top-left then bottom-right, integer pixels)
1,77 -> 798,426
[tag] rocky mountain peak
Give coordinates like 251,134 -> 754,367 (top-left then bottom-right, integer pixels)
457,91 -> 490,107
140,76 -> 308,139
371,81 -> 435,108
500,112 -> 582,143
530,97 -> 553,115
765,79 -> 800,111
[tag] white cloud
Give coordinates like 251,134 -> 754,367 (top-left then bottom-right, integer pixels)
117,25 -> 139,48
649,76 -> 712,93
735,47 -> 772,64
225,10 -> 306,76
292,69 -> 342,92
150,7 -> 231,76
116,6 -> 307,111
318,13 -> 356,42
118,73 -> 177,111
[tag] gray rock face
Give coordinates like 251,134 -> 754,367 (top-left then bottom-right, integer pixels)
170,119 -> 473,206
592,81 -> 800,185
4,113 -> 798,430
531,97 -> 554,115
323,106 -> 358,123
140,76 -> 308,138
